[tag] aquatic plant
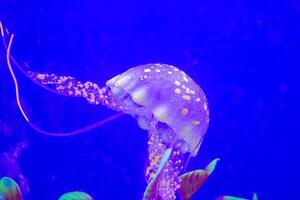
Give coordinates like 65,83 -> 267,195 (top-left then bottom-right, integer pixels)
144,157 -> 219,200
0,160 -> 257,200
0,177 -> 23,200
216,193 -> 258,200
58,191 -> 93,200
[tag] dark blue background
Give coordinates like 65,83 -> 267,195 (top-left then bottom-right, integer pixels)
0,0 -> 298,199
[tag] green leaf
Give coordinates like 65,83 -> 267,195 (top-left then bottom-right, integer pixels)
58,191 -> 93,200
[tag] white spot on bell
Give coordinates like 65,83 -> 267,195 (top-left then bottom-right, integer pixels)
192,120 -> 200,126
144,68 -> 151,73
181,108 -> 189,116
174,88 -> 181,94
186,88 -> 190,94
203,103 -> 208,111
182,95 -> 191,100
183,76 -> 189,82
174,81 -> 181,86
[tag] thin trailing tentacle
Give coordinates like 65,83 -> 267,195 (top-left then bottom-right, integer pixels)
1,21 -> 124,137
0,21 -> 63,96
26,113 -> 124,137
0,21 -> 122,111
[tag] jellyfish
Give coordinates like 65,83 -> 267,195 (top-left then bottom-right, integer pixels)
1,22 -> 210,200
216,193 -> 258,200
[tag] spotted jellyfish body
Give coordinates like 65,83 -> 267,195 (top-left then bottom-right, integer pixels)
106,64 -> 209,156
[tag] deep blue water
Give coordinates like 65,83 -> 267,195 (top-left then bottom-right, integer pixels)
0,1 -> 298,199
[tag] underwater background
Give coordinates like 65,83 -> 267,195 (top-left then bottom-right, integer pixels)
0,0 -> 298,199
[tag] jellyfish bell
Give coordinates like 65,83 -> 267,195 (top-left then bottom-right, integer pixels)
106,63 -> 209,156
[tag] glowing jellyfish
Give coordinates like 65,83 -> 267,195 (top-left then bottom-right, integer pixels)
1,22 -> 210,200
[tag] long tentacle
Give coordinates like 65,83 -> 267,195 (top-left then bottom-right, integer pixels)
0,22 -> 120,109
0,21 -> 64,96
29,113 -> 123,137
1,21 -> 124,136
